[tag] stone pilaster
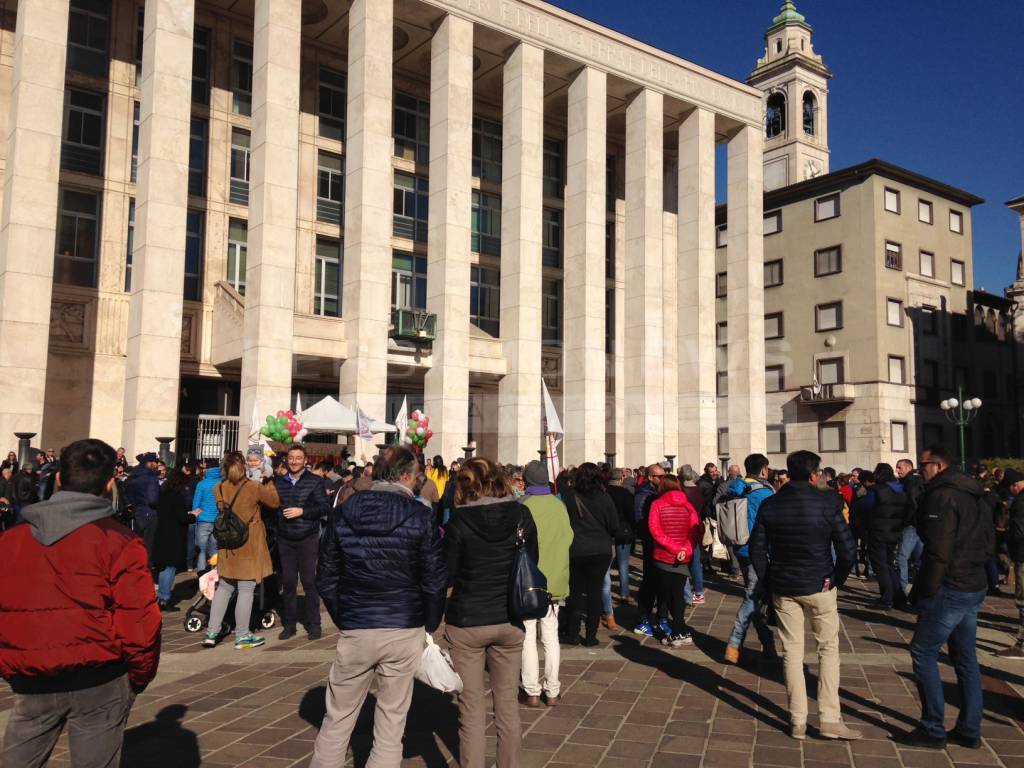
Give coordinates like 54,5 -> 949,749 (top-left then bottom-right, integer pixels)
563,67 -> 607,465
612,198 -> 626,463
662,212 -> 678,462
0,0 -> 70,440
423,14 -> 473,461
339,0 -> 392,426
122,0 -> 195,455
726,124 -> 767,459
497,42 -> 544,465
623,89 -> 664,467
677,107 -> 718,468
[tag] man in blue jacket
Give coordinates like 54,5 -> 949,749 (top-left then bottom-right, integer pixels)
274,444 -> 329,640
190,458 -> 222,574
724,453 -> 776,664
126,452 -> 160,571
750,450 -> 858,742
310,446 -> 446,768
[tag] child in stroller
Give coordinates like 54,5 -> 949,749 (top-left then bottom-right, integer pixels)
184,551 -> 280,636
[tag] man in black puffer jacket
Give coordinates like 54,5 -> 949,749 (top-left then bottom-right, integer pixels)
274,445 -> 330,640
311,447 -> 446,768
856,463 -> 910,610
750,450 -> 858,742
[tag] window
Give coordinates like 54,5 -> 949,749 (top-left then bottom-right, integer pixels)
62,89 -> 105,175
317,152 -> 344,225
131,101 -> 139,183
919,250 -> 935,278
605,287 -> 615,354
921,305 -> 938,335
192,27 -> 210,105
231,40 -> 253,116
229,128 -> 251,205
606,155 -> 616,212
815,301 -> 842,331
814,193 -> 839,221
763,210 -> 782,235
715,272 -> 727,298
802,91 -> 816,135
543,138 -> 562,199
888,355 -> 905,384
125,198 -> 135,292
716,321 -> 728,346
765,312 -> 784,340
542,278 -> 562,346
766,92 -> 785,139
951,260 -> 965,286
884,241 -> 902,270
886,298 -> 904,327
949,209 -> 963,234
605,222 -> 615,279
767,425 -> 786,454
817,357 -> 844,385
884,187 -> 901,214
393,173 -> 428,242
918,199 -> 933,224
764,260 -> 784,288
226,219 -> 248,294
765,365 -> 784,392
952,314 -> 967,341
471,190 -> 501,256
716,371 -> 728,397
134,8 -> 143,84
716,225 -> 727,248
394,92 -> 429,164
55,189 -> 100,287
188,118 -> 207,198
718,428 -> 729,456
391,251 -> 426,311
319,67 -> 346,141
67,0 -> 109,77
470,265 -> 500,336
184,211 -> 203,301
472,117 -> 503,183
818,422 -> 846,453
814,245 -> 842,277
314,238 -> 341,317
891,421 -> 908,453
542,209 -> 562,268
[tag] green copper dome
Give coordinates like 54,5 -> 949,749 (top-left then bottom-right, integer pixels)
768,1 -> 811,32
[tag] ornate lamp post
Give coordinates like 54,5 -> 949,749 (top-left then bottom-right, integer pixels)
939,386 -> 982,473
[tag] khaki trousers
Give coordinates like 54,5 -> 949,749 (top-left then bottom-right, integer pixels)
310,627 -> 424,768
773,589 -> 842,726
446,623 -> 525,768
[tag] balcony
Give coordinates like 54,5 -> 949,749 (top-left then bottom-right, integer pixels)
390,308 -> 436,342
800,383 -> 856,405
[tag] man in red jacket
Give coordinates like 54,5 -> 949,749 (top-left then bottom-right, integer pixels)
0,438 -> 161,768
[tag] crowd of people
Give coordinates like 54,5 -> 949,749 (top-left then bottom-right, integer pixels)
0,435 -> 1020,766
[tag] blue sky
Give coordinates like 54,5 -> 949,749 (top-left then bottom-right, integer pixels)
551,0 -> 1024,292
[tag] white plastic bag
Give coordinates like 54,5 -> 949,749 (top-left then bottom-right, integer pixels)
415,633 -> 463,694
709,520 -> 729,561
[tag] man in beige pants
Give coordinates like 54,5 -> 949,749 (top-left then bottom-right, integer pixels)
311,448 -> 448,768
749,450 -> 861,741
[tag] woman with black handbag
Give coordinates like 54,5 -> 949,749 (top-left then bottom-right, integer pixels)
445,458 -> 538,768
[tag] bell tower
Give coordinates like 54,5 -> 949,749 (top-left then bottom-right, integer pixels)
748,1 -> 832,191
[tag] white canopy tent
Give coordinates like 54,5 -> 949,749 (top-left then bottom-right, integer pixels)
298,396 -> 396,435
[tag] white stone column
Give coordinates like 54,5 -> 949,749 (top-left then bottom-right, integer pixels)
339,0 -> 392,427
238,0 -> 301,442
122,0 -> 195,456
727,123 -> 766,459
423,14 -> 473,462
562,67 -> 607,466
623,89 -> 664,467
0,0 -> 70,440
677,107 -> 718,468
662,213 -> 678,462
497,42 -> 544,465
612,197 -> 626,463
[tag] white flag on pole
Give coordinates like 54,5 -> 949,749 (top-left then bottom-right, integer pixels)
393,396 -> 408,445
542,379 -> 562,480
355,402 -> 374,441
542,379 -> 563,436
295,393 -> 304,416
248,398 -> 261,443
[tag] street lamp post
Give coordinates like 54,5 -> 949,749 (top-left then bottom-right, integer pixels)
939,385 -> 982,473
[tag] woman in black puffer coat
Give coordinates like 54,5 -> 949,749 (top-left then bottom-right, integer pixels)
153,470 -> 197,611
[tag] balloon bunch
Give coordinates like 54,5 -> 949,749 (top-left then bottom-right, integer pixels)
260,410 -> 308,445
401,410 -> 433,453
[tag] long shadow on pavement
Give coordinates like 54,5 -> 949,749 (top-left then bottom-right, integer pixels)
122,704 -> 200,768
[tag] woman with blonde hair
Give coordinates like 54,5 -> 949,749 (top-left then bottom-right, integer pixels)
445,457 -> 537,768
202,451 -> 280,649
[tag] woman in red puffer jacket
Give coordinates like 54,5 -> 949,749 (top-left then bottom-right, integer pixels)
647,475 -> 702,647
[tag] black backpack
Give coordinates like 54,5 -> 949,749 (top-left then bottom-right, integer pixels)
213,482 -> 249,550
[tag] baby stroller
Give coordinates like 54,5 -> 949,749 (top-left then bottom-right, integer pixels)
184,542 -> 281,634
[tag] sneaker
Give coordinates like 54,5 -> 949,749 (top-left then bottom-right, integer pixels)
790,723 -> 806,740
633,619 -> 655,637
672,633 -> 694,648
996,643 -> 1024,659
201,631 -> 218,648
234,634 -> 266,650
691,593 -> 706,605
819,721 -> 862,740
724,644 -> 741,665
657,619 -> 672,637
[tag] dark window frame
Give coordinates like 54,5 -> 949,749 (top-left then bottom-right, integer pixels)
814,193 -> 840,222
814,244 -> 842,277
815,301 -> 843,332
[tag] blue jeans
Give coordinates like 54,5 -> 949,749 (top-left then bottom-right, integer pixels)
728,557 -> 774,649
195,521 -> 218,573
910,588 -> 986,739
157,565 -> 177,602
603,543 -> 634,614
684,552 -> 705,602
899,527 -> 924,591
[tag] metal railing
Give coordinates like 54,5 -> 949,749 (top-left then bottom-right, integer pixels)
176,414 -> 240,464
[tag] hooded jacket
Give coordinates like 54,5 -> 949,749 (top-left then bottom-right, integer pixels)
912,469 -> 995,600
192,466 -> 222,524
317,484 -> 447,631
445,498 -> 538,628
725,476 -> 774,558
0,491 -> 161,693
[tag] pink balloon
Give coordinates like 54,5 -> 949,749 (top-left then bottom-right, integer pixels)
276,410 -> 286,418
416,426 -> 425,436
411,409 -> 422,421
286,410 -> 294,418
426,429 -> 433,439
